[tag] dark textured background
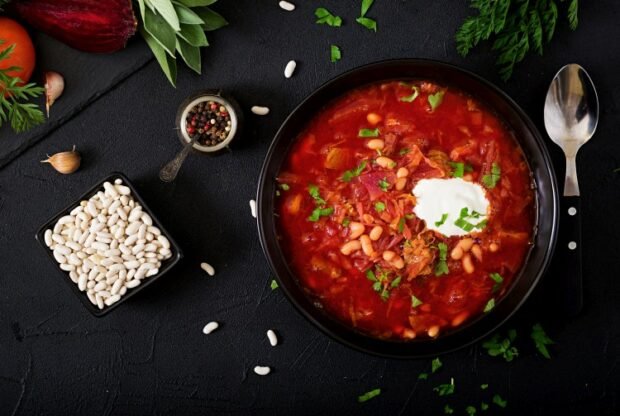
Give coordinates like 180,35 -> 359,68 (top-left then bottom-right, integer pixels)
1,1 -> 618,415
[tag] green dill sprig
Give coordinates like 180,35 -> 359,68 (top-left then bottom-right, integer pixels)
0,42 -> 45,133
456,0 -> 579,80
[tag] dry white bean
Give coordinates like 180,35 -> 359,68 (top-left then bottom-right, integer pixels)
104,295 -> 121,306
87,291 -> 97,305
202,322 -> 219,334
251,106 -> 270,116
200,262 -> 215,276
145,268 -> 159,278
60,264 -> 75,272
284,60 -> 296,78
116,185 -> 131,195
278,1 -> 295,11
44,229 -> 53,247
111,279 -> 123,295
78,274 -> 88,291
96,295 -> 104,309
253,366 -> 271,376
126,279 -> 141,288
250,199 -> 257,218
69,271 -> 79,283
267,330 -> 278,347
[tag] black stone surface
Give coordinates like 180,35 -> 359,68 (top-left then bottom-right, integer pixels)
0,1 -> 618,415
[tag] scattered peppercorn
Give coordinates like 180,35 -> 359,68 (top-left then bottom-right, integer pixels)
185,100 -> 232,146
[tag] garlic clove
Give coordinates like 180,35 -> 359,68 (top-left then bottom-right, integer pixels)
41,145 -> 80,174
44,71 -> 65,117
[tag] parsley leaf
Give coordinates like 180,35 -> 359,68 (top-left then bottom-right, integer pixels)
308,184 -> 325,205
399,148 -> 410,156
466,406 -> 477,416
390,276 -> 402,288
434,242 -> 449,276
435,213 -> 449,227
454,207 -> 488,232
342,160 -> 367,182
444,405 -> 454,414
270,279 -> 279,290
315,7 -> 342,27
411,295 -> 423,308
489,272 -> 504,293
279,183 -> 290,191
400,85 -> 420,102
480,402 -> 489,411
358,388 -> 381,403
482,330 -> 518,362
356,17 -> 377,31
431,357 -> 442,373
492,394 -> 507,408
378,177 -> 389,191
531,323 -> 554,359
483,298 -> 495,313
480,384 -> 489,390
418,373 -> 428,380
342,218 -> 350,227
433,377 -> 455,396
360,0 -> 374,17
358,128 -> 380,137
308,206 -> 334,222
374,201 -> 386,212
482,163 -> 501,188
397,217 -> 406,233
449,161 -> 473,178
330,44 -> 341,62
428,90 -> 445,111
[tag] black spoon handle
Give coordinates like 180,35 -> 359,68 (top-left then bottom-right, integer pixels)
559,196 -> 583,316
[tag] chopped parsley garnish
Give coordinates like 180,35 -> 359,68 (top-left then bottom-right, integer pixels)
342,160 -> 367,182
466,406 -> 477,416
531,323 -> 554,359
418,372 -> 428,380
444,405 -> 454,414
434,213 -> 448,227
374,201 -> 386,212
492,394 -> 507,408
397,217 -> 406,233
378,177 -> 390,191
279,183 -> 290,191
308,184 -> 326,205
449,161 -> 473,178
400,85 -> 420,103
366,266 -> 399,301
342,218 -> 351,227
405,213 -> 415,220
434,242 -> 449,276
482,329 -> 518,362
357,388 -> 381,403
483,298 -> 495,312
428,90 -> 445,111
489,272 -> 504,293
431,357 -> 442,373
315,7 -> 342,27
270,279 -> 278,290
480,402 -> 489,411
330,44 -> 341,62
359,128 -> 380,137
411,295 -> 423,308
308,206 -> 334,222
356,0 -> 377,31
433,377 -> 455,396
482,162 -> 501,188
480,384 -> 489,390
454,207 -> 487,232
399,147 -> 410,156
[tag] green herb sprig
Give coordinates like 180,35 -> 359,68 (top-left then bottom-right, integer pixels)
307,184 -> 333,221
482,163 -> 501,188
531,323 -> 554,358
482,329 -> 519,362
435,242 -> 449,276
358,388 -> 381,402
315,7 -> 342,27
342,160 -> 367,182
0,42 -> 45,133
366,266 -> 401,301
330,45 -> 341,62
456,0 -> 579,81
137,0 -> 228,86
356,0 -> 377,31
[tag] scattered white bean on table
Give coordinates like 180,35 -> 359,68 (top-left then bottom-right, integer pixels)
43,179 -> 173,309
203,321 -> 219,334
249,199 -> 257,218
278,1 -> 295,11
251,106 -> 270,116
284,60 -> 296,78
253,366 -> 271,376
200,262 -> 215,276
267,329 -> 278,347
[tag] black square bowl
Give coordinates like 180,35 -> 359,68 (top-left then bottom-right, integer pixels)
35,172 -> 183,316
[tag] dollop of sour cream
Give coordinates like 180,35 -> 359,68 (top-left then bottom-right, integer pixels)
412,178 -> 490,237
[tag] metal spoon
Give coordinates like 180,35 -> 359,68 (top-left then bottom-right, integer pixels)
159,134 -> 199,183
544,64 -> 599,316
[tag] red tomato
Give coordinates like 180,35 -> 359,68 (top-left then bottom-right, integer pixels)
0,17 -> 36,83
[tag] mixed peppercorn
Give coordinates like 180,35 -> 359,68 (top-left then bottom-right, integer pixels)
185,100 -> 232,146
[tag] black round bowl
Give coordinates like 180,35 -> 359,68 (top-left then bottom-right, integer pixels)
257,59 -> 559,358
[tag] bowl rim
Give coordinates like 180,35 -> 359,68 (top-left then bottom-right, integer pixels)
256,58 -> 559,358
35,172 -> 183,317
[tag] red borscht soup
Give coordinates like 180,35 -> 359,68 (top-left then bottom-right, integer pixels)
275,81 -> 535,340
